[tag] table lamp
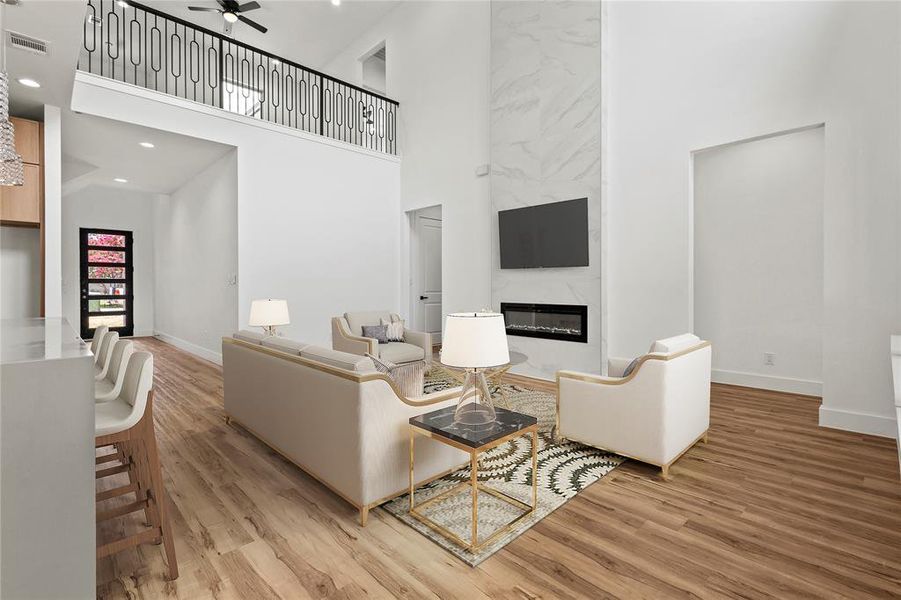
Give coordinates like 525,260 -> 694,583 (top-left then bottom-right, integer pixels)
248,299 -> 290,336
440,312 -> 510,425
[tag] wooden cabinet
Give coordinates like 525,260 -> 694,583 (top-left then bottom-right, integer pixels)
0,117 -> 42,227
11,117 -> 41,165
1,164 -> 41,224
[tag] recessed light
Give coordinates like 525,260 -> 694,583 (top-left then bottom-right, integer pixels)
113,178 -> 128,183
272,59 -> 281,65
331,0 -> 340,6
116,0 -> 128,7
139,142 -> 155,148
17,78 -> 40,88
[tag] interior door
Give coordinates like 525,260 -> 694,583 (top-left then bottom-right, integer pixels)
80,228 -> 134,339
414,215 -> 442,343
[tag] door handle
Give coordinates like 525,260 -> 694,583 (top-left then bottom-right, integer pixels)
419,295 -> 428,300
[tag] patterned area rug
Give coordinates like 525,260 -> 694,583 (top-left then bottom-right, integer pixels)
383,368 -> 624,567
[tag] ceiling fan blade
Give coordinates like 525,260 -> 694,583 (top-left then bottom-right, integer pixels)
187,6 -> 222,11
237,14 -> 267,33
237,1 -> 261,12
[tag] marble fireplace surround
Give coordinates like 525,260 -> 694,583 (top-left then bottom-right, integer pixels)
490,1 -> 604,381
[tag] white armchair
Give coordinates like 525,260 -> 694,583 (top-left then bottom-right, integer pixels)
556,333 -> 711,478
332,311 -> 431,365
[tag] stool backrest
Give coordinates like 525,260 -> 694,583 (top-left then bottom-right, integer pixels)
97,331 -> 119,373
91,326 -> 109,362
120,352 -> 154,415
106,339 -> 134,385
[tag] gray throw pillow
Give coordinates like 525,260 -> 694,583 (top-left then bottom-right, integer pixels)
623,356 -> 642,377
361,324 -> 389,344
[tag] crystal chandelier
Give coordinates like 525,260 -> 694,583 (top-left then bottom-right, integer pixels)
0,7 -> 24,186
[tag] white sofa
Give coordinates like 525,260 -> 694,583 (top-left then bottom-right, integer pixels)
332,311 -> 432,365
222,330 -> 465,525
556,333 -> 712,478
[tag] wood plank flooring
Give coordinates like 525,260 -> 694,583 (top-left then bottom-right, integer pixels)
96,338 -> 901,599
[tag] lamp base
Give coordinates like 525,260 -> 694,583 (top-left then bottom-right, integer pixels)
261,326 -> 278,336
454,370 -> 497,425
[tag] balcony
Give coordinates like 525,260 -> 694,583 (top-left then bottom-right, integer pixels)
79,0 -> 398,155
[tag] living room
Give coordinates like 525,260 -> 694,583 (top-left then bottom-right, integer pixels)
0,1 -> 899,598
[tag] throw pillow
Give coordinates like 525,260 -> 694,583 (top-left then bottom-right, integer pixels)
366,353 -> 397,374
380,317 -> 405,342
361,324 -> 389,344
622,356 -> 642,377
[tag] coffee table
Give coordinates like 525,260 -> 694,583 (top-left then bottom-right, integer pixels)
408,406 -> 538,553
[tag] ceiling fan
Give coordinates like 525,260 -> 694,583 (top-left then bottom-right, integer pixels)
188,0 -> 268,34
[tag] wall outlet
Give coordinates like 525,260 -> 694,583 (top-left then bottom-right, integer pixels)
763,352 -> 776,366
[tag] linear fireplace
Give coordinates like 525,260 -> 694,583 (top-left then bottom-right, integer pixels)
499,303 -> 588,343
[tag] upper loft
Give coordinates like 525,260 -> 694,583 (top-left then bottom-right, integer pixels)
78,0 -> 398,155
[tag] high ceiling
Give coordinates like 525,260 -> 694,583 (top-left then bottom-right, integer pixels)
61,110 -> 233,194
139,0 -> 400,72
3,1 -> 87,120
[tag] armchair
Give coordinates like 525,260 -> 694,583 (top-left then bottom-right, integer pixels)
556,333 -> 711,478
332,311 -> 432,365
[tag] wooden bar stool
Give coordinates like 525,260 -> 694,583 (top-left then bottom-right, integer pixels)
95,339 -> 134,403
95,352 -> 178,581
90,325 -> 109,364
94,331 -> 119,380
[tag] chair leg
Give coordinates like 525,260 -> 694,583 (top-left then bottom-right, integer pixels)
702,431 -> 709,444
359,506 -> 369,527
660,463 -> 670,480
142,419 -> 178,581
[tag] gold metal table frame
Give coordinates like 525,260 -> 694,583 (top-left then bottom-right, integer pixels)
408,422 -> 539,553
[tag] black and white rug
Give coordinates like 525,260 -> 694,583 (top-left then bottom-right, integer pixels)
383,368 -> 623,566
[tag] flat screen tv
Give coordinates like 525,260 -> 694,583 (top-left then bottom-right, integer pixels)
498,198 -> 589,269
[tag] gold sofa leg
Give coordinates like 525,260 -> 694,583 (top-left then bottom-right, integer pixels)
359,506 -> 369,527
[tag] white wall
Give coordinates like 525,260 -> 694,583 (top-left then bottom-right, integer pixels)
71,72 -> 402,350
608,2 -> 901,437
324,1 -> 492,323
490,1 -> 602,380
61,185 -> 156,336
154,150 -> 237,362
0,227 -> 41,319
694,126 -> 824,396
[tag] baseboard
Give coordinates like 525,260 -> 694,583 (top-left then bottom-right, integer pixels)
818,406 -> 898,439
712,369 -> 822,397
154,331 -> 222,365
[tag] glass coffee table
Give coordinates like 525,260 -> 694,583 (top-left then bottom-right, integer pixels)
408,406 -> 538,553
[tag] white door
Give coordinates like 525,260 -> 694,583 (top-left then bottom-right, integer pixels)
413,215 -> 442,343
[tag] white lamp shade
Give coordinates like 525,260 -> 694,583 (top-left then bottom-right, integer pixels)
248,299 -> 290,327
440,312 -> 510,368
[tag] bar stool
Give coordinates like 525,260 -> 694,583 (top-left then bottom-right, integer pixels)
94,331 -> 119,380
91,326 -> 109,364
95,339 -> 134,403
95,352 -> 178,580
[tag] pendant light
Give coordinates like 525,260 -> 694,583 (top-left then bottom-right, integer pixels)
0,3 -> 25,187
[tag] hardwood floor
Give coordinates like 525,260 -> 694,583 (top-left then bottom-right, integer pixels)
97,338 -> 901,599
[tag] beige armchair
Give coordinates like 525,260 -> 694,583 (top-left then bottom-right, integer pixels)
332,311 -> 432,365
557,333 -> 711,478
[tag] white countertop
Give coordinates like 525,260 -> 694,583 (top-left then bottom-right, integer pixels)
0,318 -> 92,365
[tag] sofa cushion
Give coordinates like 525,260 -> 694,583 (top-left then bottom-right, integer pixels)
379,342 -> 425,364
650,333 -> 700,354
344,310 -> 392,336
234,330 -> 265,344
261,337 -> 309,355
301,345 -> 376,372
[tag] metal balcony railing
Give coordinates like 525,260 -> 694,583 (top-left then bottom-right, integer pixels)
79,0 -> 398,155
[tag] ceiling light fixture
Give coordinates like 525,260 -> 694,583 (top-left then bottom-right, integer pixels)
331,0 -> 340,6
17,78 -> 40,88
116,0 -> 128,7
139,141 -> 155,148
113,177 -> 128,183
223,11 -> 238,23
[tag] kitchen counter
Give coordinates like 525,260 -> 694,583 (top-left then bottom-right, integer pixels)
1,317 -> 96,598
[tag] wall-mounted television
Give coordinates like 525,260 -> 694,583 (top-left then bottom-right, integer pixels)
498,198 -> 589,269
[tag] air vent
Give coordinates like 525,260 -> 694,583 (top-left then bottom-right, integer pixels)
372,46 -> 386,61
7,31 -> 49,56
